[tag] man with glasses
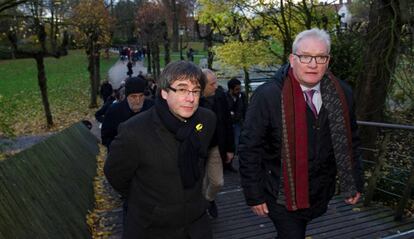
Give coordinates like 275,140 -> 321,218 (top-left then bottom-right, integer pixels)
104,61 -> 216,239
239,28 -> 363,238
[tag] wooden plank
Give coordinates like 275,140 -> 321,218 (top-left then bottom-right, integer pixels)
212,170 -> 414,239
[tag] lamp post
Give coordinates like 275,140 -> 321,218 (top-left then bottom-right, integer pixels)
179,28 -> 184,60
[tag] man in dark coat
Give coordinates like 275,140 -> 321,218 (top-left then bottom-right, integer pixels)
200,69 -> 235,218
101,76 -> 153,149
104,61 -> 216,239
238,28 -> 363,239
226,78 -> 248,155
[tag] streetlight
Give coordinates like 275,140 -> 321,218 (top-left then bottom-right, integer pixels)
179,28 -> 184,60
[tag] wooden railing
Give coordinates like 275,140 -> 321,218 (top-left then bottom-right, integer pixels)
358,120 -> 414,221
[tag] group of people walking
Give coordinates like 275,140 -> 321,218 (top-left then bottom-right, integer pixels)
99,28 -> 363,239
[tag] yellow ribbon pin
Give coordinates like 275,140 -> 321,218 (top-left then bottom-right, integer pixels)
195,123 -> 203,132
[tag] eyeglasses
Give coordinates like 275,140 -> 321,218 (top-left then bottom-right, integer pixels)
168,86 -> 202,97
294,54 -> 330,64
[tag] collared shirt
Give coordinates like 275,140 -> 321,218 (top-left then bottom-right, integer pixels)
300,83 -> 322,114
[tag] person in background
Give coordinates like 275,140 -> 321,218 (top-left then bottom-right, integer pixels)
104,61 -> 216,239
127,60 -> 133,77
101,76 -> 153,149
99,80 -> 113,103
226,78 -> 248,156
238,28 -> 363,239
201,69 -> 235,218
95,86 -> 125,126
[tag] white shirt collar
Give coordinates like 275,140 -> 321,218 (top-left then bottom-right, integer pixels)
299,82 -> 320,92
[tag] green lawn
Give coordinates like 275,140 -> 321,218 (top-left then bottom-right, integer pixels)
0,50 -> 118,137
144,42 -> 208,68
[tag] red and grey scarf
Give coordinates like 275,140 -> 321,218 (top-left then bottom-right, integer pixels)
281,68 -> 357,211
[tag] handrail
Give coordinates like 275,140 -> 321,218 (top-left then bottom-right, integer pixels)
357,120 -> 414,130
357,121 -> 414,221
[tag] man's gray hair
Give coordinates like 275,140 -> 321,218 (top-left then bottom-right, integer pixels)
202,68 -> 216,80
292,28 -> 331,54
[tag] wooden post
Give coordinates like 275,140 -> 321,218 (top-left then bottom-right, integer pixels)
363,133 -> 390,207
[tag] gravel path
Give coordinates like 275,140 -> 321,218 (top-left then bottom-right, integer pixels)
108,60 -> 147,89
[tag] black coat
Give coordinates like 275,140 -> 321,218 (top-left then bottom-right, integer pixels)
104,107 -> 216,239
238,64 -> 363,218
200,86 -> 235,161
101,99 -> 153,148
226,91 -> 248,124
95,96 -> 116,123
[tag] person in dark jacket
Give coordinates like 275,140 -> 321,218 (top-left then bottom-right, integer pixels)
99,80 -> 113,103
200,69 -> 235,218
126,60 -> 133,77
226,78 -> 248,155
104,61 -> 216,239
238,28 -> 363,239
101,76 -> 153,149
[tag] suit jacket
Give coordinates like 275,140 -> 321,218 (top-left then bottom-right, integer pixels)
104,107 -> 216,239
238,64 -> 363,218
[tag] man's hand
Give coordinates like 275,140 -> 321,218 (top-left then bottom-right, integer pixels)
225,152 -> 234,163
345,192 -> 361,205
251,203 -> 269,217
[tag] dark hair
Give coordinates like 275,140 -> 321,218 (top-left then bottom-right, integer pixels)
158,61 -> 206,92
227,77 -> 241,90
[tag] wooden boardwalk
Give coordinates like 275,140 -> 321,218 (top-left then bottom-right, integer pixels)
212,171 -> 414,239
101,168 -> 414,239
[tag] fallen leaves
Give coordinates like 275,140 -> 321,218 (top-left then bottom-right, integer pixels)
86,145 -> 122,239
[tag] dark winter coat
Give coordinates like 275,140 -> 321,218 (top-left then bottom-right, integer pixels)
200,86 -> 235,161
104,107 -> 216,239
101,99 -> 153,148
238,64 -> 363,218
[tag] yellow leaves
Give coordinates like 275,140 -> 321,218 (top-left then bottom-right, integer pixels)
86,145 -> 123,238
72,0 -> 113,47
352,207 -> 361,212
214,40 -> 275,69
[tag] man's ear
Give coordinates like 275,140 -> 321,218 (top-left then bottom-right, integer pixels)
289,54 -> 295,67
161,89 -> 168,100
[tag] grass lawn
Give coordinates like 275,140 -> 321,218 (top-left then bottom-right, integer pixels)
0,50 -> 118,137
144,41 -> 208,68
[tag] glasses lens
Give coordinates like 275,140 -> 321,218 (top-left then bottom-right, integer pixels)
315,56 -> 328,64
299,55 -> 312,63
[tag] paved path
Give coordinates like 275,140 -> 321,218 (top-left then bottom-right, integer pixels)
107,60 -> 147,89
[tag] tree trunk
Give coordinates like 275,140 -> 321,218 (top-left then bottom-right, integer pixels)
356,0 -> 402,121
91,51 -> 100,107
206,37 -> 214,70
35,54 -> 53,127
147,42 -> 152,74
164,24 -> 171,65
243,67 -> 251,100
87,42 -> 99,108
355,0 -> 402,153
156,44 -> 161,78
171,0 -> 179,51
151,43 -> 159,78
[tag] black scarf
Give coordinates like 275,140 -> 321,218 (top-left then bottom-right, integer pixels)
155,97 -> 202,189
